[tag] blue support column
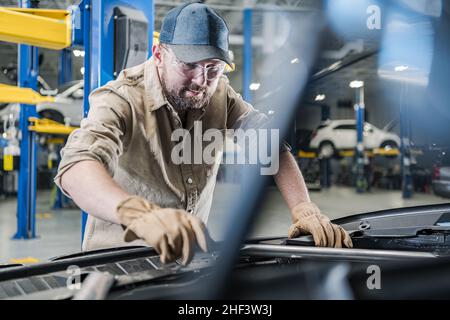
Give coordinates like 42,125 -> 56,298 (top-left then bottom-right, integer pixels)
80,0 -> 91,242
14,0 -> 39,239
243,7 -> 253,103
54,188 -> 63,209
80,0 -> 154,242
52,143 -> 64,209
400,82 -> 413,198
59,48 -> 73,86
355,85 -> 367,193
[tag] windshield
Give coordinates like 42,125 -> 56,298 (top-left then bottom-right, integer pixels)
206,1 -> 450,242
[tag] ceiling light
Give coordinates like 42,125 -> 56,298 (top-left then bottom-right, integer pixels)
395,65 -> 409,72
249,83 -> 260,91
315,94 -> 326,101
349,80 -> 364,88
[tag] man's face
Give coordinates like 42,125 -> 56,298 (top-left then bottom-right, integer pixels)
156,45 -> 225,110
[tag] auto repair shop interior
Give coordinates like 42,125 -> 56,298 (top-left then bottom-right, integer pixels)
0,0 -> 450,300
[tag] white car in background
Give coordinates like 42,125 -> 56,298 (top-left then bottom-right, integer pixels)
432,150 -> 450,199
0,80 -> 84,127
309,119 -> 401,158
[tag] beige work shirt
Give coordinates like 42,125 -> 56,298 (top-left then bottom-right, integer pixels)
54,57 -> 265,251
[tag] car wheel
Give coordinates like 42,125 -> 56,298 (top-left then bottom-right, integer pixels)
318,141 -> 335,159
380,140 -> 398,150
38,109 -> 65,124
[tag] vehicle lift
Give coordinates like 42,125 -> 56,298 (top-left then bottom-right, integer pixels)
298,80 -> 403,193
0,0 -> 154,240
242,6 -> 252,103
59,49 -> 72,86
354,82 -> 367,193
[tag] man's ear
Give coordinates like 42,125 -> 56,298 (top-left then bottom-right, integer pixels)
152,44 -> 163,66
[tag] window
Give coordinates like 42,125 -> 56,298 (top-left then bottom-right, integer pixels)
334,124 -> 356,130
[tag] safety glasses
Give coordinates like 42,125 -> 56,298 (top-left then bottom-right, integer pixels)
162,46 -> 225,80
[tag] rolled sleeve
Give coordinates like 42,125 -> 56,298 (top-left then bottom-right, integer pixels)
54,87 -> 132,196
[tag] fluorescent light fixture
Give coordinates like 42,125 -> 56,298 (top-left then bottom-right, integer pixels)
73,50 -> 85,57
349,80 -> 364,88
291,58 -> 300,64
378,69 -> 429,86
395,65 -> 409,72
249,83 -> 261,91
315,94 -> 326,101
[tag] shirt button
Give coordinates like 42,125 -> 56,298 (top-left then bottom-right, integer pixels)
186,178 -> 193,184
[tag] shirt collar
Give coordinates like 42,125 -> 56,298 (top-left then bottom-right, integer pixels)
144,57 -> 169,112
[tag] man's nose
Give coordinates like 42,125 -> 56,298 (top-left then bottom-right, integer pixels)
191,68 -> 208,87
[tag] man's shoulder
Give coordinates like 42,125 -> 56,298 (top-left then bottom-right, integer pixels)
119,61 -> 147,83
89,61 -> 149,103
109,61 -> 147,89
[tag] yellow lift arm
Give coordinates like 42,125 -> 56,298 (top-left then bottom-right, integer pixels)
298,148 -> 400,159
0,7 -> 71,50
0,84 -> 55,104
339,148 -> 400,157
28,117 -> 78,135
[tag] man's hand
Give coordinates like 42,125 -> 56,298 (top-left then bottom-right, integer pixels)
288,202 -> 353,248
116,196 -> 213,265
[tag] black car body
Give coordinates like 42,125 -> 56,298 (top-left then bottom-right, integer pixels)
1,203 -> 450,300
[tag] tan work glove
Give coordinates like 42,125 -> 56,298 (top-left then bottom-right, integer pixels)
288,202 -> 353,248
116,196 -> 212,265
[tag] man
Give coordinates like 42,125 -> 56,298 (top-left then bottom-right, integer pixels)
55,2 -> 352,266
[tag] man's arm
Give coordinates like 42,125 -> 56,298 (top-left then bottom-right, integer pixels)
61,159 -> 212,265
273,151 -> 310,211
55,86 -> 212,264
274,151 -> 353,248
60,160 -> 130,224
54,87 -> 132,224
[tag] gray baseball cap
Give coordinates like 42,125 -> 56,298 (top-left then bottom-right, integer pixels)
159,2 -> 232,66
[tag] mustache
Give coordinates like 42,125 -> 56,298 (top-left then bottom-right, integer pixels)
184,85 -> 208,93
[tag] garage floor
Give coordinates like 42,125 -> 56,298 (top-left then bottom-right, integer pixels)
1,185 -> 449,265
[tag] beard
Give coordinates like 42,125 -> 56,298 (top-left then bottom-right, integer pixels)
160,70 -> 215,111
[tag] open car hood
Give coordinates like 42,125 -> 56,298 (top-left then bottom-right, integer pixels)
1,203 -> 450,300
